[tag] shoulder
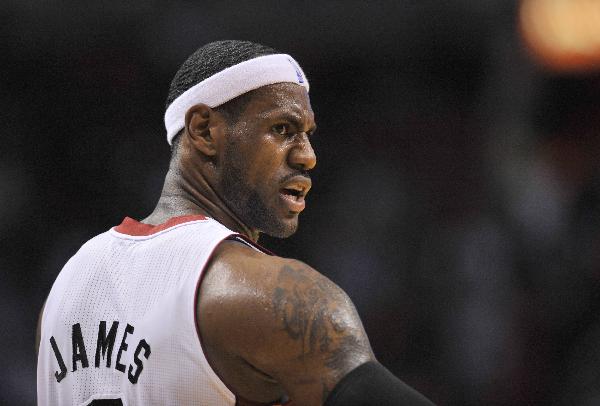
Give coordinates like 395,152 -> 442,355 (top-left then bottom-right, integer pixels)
206,238 -> 343,298
197,239 -> 375,403
201,240 -> 354,339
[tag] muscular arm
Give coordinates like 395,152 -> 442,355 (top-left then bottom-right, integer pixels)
197,241 -> 375,405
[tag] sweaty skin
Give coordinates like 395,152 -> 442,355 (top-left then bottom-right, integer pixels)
199,242 -> 374,405
38,83 -> 377,405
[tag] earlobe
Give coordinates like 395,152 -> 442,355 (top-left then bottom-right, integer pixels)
185,103 -> 218,157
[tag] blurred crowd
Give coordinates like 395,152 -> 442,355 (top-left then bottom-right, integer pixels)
2,1 -> 600,404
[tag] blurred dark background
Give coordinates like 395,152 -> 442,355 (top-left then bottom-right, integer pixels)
3,0 -> 600,404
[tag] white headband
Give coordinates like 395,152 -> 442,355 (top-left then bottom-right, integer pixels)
164,53 -> 310,145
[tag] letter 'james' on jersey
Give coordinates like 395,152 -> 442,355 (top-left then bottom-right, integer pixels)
48,322 -> 150,384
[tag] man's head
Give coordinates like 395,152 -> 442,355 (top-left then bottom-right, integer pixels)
165,40 -> 317,238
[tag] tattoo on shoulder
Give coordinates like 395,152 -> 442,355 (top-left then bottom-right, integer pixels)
272,265 -> 335,353
271,265 -> 367,397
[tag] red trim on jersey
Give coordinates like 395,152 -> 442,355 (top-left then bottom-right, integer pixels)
226,234 -> 275,256
113,215 -> 207,236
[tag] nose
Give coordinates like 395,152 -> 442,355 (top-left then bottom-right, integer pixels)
288,133 -> 317,171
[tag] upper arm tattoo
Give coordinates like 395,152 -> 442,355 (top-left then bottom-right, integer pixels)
271,264 -> 370,400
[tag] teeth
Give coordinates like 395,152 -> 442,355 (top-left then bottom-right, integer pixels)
281,191 -> 298,200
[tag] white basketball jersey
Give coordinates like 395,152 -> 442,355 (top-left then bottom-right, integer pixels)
37,215 -> 263,406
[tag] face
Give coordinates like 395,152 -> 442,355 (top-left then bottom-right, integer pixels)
217,83 -> 317,238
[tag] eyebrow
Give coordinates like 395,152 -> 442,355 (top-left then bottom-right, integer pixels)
269,112 -> 317,133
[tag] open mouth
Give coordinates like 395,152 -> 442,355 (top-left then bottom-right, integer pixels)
279,176 -> 311,213
279,184 -> 308,213
281,187 -> 304,200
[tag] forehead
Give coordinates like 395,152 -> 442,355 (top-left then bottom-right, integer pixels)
242,82 -> 314,121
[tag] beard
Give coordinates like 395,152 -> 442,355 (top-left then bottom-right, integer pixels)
219,150 -> 298,239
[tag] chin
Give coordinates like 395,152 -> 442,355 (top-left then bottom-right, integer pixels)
263,216 -> 299,239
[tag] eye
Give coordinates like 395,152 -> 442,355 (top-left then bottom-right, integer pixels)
272,123 -> 290,136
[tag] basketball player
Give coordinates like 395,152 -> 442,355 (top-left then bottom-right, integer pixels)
37,40 -> 435,405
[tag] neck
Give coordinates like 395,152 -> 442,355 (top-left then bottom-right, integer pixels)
143,160 -> 260,243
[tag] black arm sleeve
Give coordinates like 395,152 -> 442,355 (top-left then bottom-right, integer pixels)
324,361 -> 436,406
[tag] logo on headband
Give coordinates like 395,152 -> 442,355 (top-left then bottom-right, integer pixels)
288,58 -> 304,84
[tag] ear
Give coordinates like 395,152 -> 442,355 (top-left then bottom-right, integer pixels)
184,103 -> 225,157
